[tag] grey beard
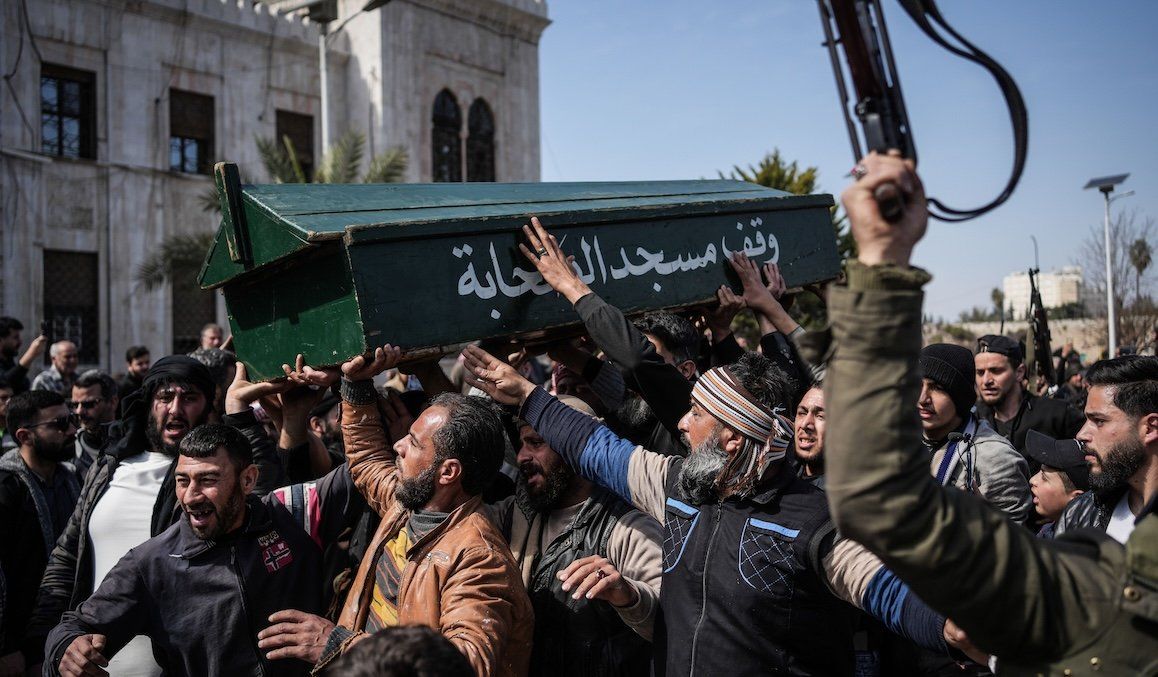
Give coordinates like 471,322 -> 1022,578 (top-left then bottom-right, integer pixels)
677,439 -> 728,506
515,463 -> 575,514
1089,435 -> 1145,494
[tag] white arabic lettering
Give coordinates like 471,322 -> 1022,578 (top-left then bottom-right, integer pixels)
451,218 -> 780,302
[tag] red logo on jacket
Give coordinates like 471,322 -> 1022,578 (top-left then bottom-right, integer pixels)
260,531 -> 293,572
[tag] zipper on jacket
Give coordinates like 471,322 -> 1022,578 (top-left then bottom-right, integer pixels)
688,504 -> 723,675
231,546 -> 267,677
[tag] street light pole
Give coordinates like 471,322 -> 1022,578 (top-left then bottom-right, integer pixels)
280,0 -> 394,156
319,22 -> 329,153
1084,173 -> 1131,358
1101,188 -> 1137,357
1101,188 -> 1117,357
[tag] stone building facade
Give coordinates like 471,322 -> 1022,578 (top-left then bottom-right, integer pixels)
1003,266 -> 1084,320
0,0 -> 549,372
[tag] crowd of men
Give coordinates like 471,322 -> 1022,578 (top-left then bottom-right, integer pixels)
0,156 -> 1155,676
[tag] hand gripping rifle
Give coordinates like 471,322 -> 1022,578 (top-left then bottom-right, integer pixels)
817,0 -> 1029,222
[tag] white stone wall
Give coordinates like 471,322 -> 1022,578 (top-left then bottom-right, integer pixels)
0,0 -> 548,373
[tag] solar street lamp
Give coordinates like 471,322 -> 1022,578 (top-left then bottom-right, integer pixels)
1083,173 -> 1132,357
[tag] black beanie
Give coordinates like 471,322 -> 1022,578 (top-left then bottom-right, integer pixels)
919,344 -> 976,419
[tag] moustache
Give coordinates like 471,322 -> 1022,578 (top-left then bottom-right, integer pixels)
183,501 -> 216,517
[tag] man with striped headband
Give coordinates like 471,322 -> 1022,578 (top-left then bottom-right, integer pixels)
465,345 -> 952,676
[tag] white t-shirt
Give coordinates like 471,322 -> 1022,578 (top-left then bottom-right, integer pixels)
87,451 -> 172,677
1105,493 -> 1137,545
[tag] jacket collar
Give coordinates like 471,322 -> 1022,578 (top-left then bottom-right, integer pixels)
403,494 -> 485,558
746,465 -> 796,506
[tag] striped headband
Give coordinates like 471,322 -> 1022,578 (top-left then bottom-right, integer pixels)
692,367 -> 777,443
690,367 -> 793,466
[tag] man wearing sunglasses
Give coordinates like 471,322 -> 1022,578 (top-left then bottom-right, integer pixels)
0,390 -> 80,677
68,371 -> 120,480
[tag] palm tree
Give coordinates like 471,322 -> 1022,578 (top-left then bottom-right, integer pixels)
991,288 -> 1005,321
134,232 -> 217,291
723,148 -> 853,260
725,149 -> 819,196
138,132 -> 409,289
256,130 -> 408,184
1129,237 -> 1152,305
721,148 -> 849,332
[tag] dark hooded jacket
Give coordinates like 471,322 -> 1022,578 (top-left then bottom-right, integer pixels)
0,452 -> 81,662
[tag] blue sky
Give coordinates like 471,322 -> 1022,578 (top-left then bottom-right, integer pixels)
538,1 -> 1158,320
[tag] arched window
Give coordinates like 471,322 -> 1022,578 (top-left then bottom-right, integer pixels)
467,98 -> 495,182
432,89 -> 462,182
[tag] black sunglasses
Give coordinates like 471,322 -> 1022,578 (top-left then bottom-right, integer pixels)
25,415 -> 76,433
66,398 -> 103,410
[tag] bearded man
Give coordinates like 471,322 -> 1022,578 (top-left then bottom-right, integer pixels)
794,384 -> 827,487
0,390 -> 80,675
262,347 -> 534,677
68,370 -> 120,478
973,334 -> 1084,465
45,424 -> 328,677
466,339 -> 951,676
1053,357 -> 1158,543
490,395 -> 662,676
28,356 -> 291,675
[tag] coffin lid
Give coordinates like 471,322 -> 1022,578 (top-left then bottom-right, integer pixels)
198,162 -> 833,289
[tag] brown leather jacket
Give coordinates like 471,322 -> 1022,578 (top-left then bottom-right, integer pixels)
336,399 -> 534,676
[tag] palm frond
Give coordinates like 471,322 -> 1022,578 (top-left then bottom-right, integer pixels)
134,231 -> 216,291
725,149 -> 818,195
363,145 -> 409,183
255,135 -> 298,183
199,187 -> 221,213
315,130 -> 365,184
281,135 -> 309,184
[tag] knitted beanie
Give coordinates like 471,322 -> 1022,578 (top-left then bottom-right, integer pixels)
919,344 -> 976,419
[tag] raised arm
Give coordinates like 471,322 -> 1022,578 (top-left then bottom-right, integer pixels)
824,152 -> 1105,657
517,216 -> 693,440
223,363 -> 294,495
462,345 -> 674,523
336,347 -> 404,517
4,334 -> 46,390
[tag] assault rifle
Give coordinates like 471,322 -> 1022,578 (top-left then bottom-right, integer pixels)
1026,267 -> 1056,389
817,0 -> 1029,223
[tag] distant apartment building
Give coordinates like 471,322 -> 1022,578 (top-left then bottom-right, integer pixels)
0,0 -> 549,370
1003,267 -> 1084,320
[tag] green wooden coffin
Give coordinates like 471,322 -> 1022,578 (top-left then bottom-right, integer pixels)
199,163 -> 840,380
